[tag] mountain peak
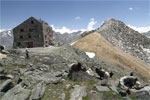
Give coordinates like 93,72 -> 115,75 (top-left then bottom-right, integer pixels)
102,18 -> 125,27
97,18 -> 150,64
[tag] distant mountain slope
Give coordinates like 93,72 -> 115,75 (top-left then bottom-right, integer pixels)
97,18 -> 150,64
0,30 -> 13,48
142,30 -> 150,38
73,32 -> 150,79
53,31 -> 82,44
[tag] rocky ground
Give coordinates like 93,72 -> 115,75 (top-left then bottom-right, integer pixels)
0,45 -> 150,100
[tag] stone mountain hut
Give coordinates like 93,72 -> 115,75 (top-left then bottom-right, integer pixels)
13,17 -> 53,48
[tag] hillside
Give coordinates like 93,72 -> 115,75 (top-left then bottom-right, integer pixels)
1,45 -> 150,100
97,18 -> 150,64
73,32 -> 150,79
53,31 -> 82,45
142,30 -> 150,38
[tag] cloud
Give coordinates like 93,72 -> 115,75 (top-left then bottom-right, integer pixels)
87,18 -> 97,31
128,25 -> 150,33
129,7 -> 133,11
75,16 -> 81,20
51,25 -> 86,34
51,18 -> 98,34
0,29 -> 11,33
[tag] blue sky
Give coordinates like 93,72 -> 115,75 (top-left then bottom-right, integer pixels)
0,0 -> 150,33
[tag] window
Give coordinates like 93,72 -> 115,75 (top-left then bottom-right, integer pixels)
29,28 -> 34,32
17,42 -> 21,46
19,36 -> 23,39
37,35 -> 40,38
28,33 -> 31,38
31,21 -> 34,24
20,29 -> 24,32
45,35 -> 47,38
28,35 -> 31,38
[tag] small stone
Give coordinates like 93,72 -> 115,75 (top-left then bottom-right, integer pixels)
122,96 -> 131,100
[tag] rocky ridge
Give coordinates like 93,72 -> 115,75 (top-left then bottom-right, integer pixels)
97,18 -> 150,64
142,30 -> 150,38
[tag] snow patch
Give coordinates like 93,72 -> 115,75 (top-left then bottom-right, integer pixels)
70,40 -> 78,45
85,52 -> 95,58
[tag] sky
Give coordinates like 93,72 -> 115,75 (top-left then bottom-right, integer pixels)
0,0 -> 150,33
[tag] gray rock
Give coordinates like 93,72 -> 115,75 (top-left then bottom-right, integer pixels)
24,71 -> 33,76
0,68 -> 4,74
0,92 -> 5,97
122,96 -> 131,100
58,93 -> 65,100
0,79 -> 12,92
6,75 -> 13,79
1,84 -> 30,100
53,71 -> 63,77
0,74 -> 13,80
27,73 -> 62,84
109,85 -> 118,94
95,86 -> 110,92
69,85 -> 87,100
40,73 -> 62,84
97,79 -> 108,86
30,81 -> 46,100
19,68 -> 27,75
0,62 -> 3,67
132,86 -> 150,100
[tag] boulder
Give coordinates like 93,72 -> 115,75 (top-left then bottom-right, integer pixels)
40,73 -> 62,84
109,85 -> 119,94
0,68 -> 4,74
19,68 -> 27,75
69,85 -> 87,100
30,81 -> 46,100
0,92 -> 5,97
97,79 -> 108,86
26,72 -> 62,84
95,85 -> 111,92
53,71 -> 63,77
58,93 -> 65,100
0,74 -> 13,80
0,79 -> 13,92
1,84 -> 30,100
132,86 -> 150,100
0,62 -> 3,67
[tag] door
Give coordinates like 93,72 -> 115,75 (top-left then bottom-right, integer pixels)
26,42 -> 33,48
